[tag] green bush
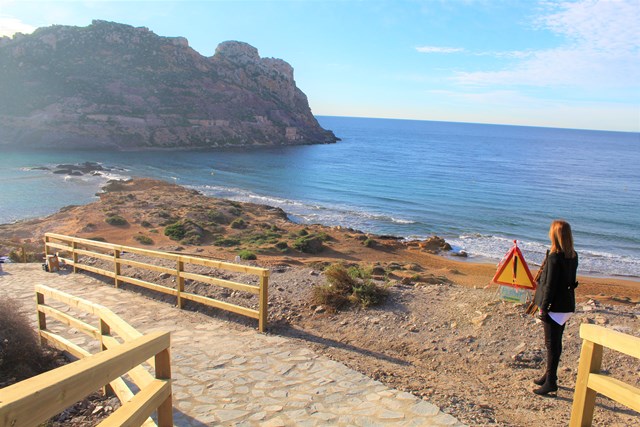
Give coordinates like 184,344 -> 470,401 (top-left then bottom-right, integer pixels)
207,210 -> 228,224
164,222 -> 186,240
141,220 -> 152,228
362,238 -> 375,247
298,229 -> 309,236
134,235 -> 153,245
351,281 -> 388,308
274,241 -> 289,252
238,250 -> 257,260
105,214 -> 127,226
8,246 -> 41,263
293,235 -> 324,253
230,218 -> 247,229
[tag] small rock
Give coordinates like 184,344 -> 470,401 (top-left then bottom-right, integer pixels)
314,306 -> 326,314
595,316 -> 608,325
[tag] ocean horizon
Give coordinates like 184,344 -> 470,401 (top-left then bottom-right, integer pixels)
1,116 -> 639,278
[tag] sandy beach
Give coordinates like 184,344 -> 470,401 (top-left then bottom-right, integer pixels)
1,178 -> 638,425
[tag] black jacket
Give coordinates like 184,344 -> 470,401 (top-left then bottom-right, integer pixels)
534,251 -> 578,313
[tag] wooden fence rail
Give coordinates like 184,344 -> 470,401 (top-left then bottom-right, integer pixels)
0,285 -> 172,427
569,324 -> 640,426
44,232 -> 270,332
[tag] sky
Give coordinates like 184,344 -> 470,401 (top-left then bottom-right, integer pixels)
0,0 -> 639,132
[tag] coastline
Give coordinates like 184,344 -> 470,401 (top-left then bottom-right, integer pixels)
1,177 -> 638,300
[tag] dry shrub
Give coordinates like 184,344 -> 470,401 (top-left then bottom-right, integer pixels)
312,264 -> 387,311
0,298 -> 60,387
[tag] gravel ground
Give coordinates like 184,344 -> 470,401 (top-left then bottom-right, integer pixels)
78,255 -> 639,427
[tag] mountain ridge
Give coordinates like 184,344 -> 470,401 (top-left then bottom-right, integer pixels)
0,20 -> 338,149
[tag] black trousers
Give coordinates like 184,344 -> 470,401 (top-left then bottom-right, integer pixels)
543,317 -> 565,381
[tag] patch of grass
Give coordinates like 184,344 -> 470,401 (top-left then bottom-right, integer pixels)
298,229 -> 309,236
241,230 -> 282,246
214,237 -> 241,247
141,220 -> 152,228
134,235 -> 153,245
88,236 -> 107,242
237,250 -> 257,260
105,214 -> 127,226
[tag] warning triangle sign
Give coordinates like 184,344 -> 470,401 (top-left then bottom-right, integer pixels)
492,241 -> 536,289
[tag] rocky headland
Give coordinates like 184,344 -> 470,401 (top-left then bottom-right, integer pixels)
0,20 -> 337,149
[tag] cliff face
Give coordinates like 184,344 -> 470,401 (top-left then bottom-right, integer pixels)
0,20 -> 337,149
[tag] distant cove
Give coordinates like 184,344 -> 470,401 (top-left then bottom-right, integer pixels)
1,116 -> 638,277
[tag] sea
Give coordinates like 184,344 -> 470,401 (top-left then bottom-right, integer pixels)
1,116 -> 639,278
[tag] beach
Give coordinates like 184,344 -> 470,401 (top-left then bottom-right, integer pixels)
1,177 -> 638,425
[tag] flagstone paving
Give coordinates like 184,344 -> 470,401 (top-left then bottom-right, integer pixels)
1,263 -> 465,426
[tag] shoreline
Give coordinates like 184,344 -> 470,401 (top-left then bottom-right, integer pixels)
0,177 -> 638,298
3,158 -> 638,278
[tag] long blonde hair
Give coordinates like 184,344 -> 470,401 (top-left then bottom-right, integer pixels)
549,220 -> 576,258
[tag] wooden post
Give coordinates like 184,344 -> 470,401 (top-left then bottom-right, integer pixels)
176,260 -> 184,309
44,235 -> 50,257
570,339 -> 604,426
21,246 -> 26,263
72,241 -> 78,273
114,249 -> 121,288
99,319 -> 114,396
259,273 -> 269,333
36,291 -> 46,344
155,346 -> 173,427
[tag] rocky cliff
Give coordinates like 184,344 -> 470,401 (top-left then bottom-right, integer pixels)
0,20 -> 337,149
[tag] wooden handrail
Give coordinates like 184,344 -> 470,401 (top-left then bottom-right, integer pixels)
0,333 -> 171,427
0,286 -> 173,427
569,324 -> 640,426
45,232 -> 270,331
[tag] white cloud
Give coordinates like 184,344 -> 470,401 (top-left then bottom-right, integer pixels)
454,0 -> 640,89
0,15 -> 36,37
416,46 -> 464,54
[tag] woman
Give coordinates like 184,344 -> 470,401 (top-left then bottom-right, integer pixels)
532,220 -> 579,396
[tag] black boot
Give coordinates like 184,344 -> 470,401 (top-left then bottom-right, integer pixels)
533,376 -> 558,396
533,372 -> 547,386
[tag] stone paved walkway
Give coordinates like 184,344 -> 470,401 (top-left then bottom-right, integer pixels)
1,264 -> 464,426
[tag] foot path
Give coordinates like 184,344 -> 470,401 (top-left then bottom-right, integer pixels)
1,264 -> 464,426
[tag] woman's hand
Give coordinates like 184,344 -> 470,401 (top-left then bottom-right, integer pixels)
538,310 -> 549,322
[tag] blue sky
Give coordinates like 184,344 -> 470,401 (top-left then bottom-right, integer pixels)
1,0 -> 638,132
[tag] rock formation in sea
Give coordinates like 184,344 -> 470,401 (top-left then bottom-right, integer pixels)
0,20 -> 338,149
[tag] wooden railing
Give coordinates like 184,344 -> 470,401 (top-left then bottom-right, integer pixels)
570,324 -> 640,426
44,232 -> 270,332
0,285 -> 172,427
